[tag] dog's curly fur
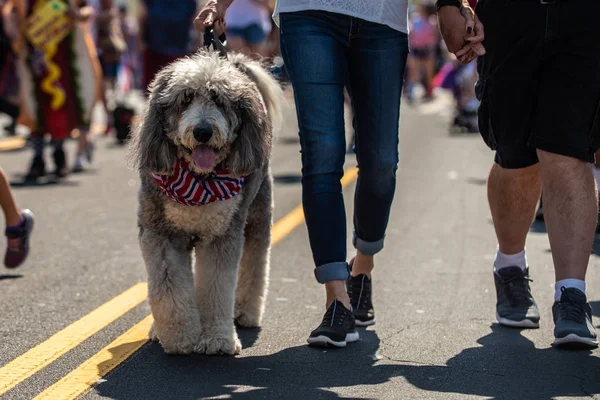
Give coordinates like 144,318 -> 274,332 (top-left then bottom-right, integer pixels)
129,51 -> 282,355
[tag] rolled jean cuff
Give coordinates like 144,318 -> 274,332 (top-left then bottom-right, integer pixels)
353,232 -> 385,256
314,262 -> 350,284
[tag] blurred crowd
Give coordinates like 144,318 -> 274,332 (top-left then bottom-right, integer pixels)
0,0 -> 480,183
0,0 -> 279,180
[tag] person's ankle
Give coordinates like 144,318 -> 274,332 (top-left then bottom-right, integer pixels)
352,253 -> 374,278
325,280 -> 350,309
5,211 -> 23,229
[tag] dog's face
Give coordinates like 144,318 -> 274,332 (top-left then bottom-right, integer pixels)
131,52 -> 272,177
171,84 -> 241,175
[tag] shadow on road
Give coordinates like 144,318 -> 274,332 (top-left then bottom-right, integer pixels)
0,273 -> 23,281
9,177 -> 80,189
92,324 -> 599,400
400,324 -> 600,400
94,329 -> 384,399
273,174 -> 302,185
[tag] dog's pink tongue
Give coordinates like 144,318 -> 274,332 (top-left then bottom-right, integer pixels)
191,146 -> 216,170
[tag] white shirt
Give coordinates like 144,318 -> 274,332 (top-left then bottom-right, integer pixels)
226,0 -> 272,33
273,0 -> 408,34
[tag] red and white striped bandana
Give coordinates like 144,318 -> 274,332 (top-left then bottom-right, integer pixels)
152,158 -> 245,206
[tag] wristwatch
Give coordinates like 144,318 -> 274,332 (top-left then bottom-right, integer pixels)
435,0 -> 462,12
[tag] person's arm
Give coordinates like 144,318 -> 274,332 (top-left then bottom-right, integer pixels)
67,0 -> 94,22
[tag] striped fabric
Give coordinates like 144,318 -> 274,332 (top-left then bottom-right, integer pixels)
152,158 -> 245,206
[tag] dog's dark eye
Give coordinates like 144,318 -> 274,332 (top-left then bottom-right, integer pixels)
182,92 -> 194,106
210,93 -> 222,107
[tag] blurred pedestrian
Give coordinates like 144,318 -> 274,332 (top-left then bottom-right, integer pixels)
0,0 -> 19,136
0,167 -> 33,268
198,0 -> 410,348
406,4 -> 438,102
139,0 -> 197,93
13,0 -> 101,179
117,3 -> 141,90
224,0 -> 271,57
438,0 -> 599,348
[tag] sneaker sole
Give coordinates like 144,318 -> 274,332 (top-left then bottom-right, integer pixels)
496,313 -> 539,329
553,333 -> 599,349
307,332 -> 360,348
355,318 -> 375,327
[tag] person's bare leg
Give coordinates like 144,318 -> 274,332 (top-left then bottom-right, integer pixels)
0,168 -> 20,226
488,163 -> 541,254
537,150 -> 596,281
248,43 -> 266,58
424,56 -> 436,97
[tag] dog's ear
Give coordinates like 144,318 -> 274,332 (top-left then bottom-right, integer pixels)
128,71 -> 177,175
228,93 -> 271,177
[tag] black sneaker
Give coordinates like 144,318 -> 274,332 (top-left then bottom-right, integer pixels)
25,156 -> 46,180
552,287 -> 598,349
494,267 -> 540,328
307,299 -> 359,348
347,259 -> 375,326
53,148 -> 68,178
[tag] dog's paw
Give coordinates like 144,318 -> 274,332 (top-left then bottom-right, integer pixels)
148,322 -> 160,342
234,309 -> 262,328
196,332 -> 242,356
156,325 -> 201,355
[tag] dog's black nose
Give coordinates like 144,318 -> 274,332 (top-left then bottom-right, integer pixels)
193,125 -> 213,143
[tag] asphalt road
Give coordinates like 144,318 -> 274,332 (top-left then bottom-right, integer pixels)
0,91 -> 599,400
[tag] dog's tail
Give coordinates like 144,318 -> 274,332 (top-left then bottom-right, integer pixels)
230,55 -> 284,136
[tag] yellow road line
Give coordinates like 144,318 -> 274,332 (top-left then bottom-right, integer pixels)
34,167 -> 359,400
0,136 -> 26,151
33,316 -> 154,400
0,283 -> 148,396
271,167 -> 358,244
0,123 -> 108,151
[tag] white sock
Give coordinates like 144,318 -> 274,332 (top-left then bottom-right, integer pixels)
494,248 -> 527,272
555,279 -> 586,301
593,165 -> 600,192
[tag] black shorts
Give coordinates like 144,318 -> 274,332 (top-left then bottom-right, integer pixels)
475,0 -> 600,168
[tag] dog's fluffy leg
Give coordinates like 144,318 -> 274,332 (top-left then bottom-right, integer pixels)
235,175 -> 272,328
140,229 -> 200,355
194,226 -> 244,355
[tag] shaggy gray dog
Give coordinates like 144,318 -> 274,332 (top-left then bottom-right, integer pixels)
129,51 -> 282,355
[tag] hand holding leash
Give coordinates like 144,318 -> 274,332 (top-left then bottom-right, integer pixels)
194,0 -> 233,30
204,22 -> 228,59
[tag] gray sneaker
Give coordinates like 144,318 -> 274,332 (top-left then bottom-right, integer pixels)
494,267 -> 540,328
552,287 -> 598,349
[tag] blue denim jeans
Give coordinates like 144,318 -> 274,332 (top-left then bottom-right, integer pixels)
279,11 -> 409,284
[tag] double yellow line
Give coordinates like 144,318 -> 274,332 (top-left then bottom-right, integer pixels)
0,167 -> 359,399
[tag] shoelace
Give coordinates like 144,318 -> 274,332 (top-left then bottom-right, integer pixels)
558,287 -> 586,323
501,275 -> 533,305
348,276 -> 371,309
321,301 -> 349,327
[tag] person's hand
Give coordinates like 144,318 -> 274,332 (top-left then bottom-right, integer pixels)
213,19 -> 226,37
438,3 -> 485,64
194,0 -> 233,31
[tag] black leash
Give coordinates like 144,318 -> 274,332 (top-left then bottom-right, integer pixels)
203,26 -> 228,59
